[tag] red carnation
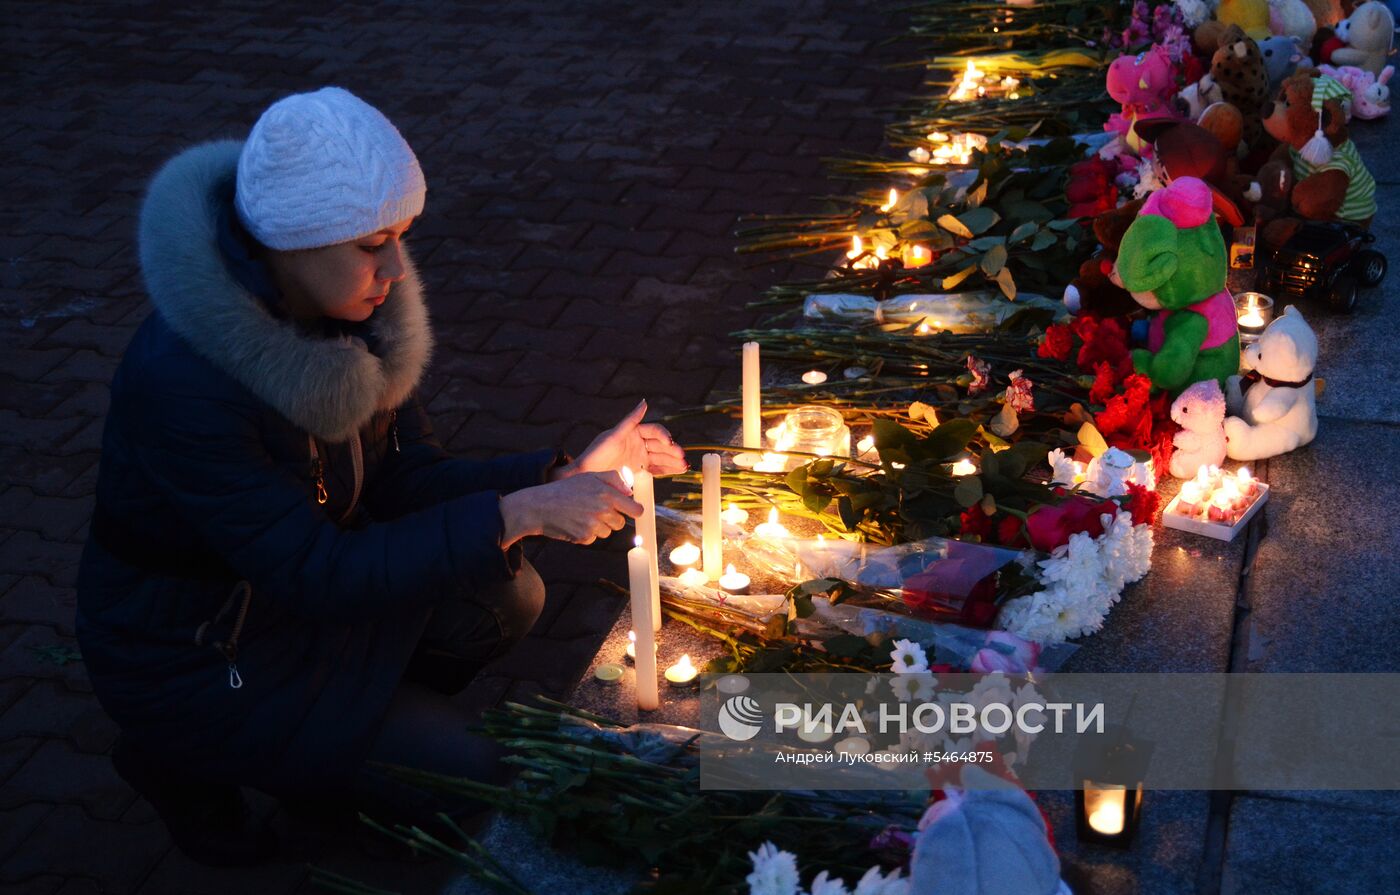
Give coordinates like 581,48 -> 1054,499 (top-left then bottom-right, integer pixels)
1125,481 -> 1160,526
1038,324 -> 1074,361
1076,316 -> 1131,372
997,514 -> 1027,547
1088,361 -> 1119,405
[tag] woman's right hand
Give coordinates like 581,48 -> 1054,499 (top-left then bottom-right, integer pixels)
499,471 -> 643,548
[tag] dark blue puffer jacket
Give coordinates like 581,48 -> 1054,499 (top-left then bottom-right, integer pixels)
75,141 -> 558,792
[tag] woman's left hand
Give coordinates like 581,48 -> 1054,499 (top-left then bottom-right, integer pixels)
559,400 -> 688,480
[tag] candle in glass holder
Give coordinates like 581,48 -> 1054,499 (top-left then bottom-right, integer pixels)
665,654 -> 698,688
721,502 -> 749,525
1235,292 -> 1274,342
1176,481 -> 1204,516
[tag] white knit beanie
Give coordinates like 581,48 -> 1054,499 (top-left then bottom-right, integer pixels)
235,87 -> 426,251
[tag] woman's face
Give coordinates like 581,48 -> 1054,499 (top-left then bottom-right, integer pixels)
265,217 -> 415,323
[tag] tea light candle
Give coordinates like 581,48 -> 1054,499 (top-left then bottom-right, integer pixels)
834,736 -> 871,756
742,342 -> 762,449
1235,468 -> 1258,498
625,630 -> 658,663
721,503 -> 749,525
856,435 -> 875,455
1207,491 -> 1237,524
669,541 -> 700,568
1088,801 -> 1126,836
718,564 -> 751,595
665,654 -> 698,688
796,721 -> 835,745
702,453 -> 722,580
754,507 -> 791,540
951,458 -> 977,476
594,663 -> 624,682
1176,481 -> 1204,516
904,244 -> 932,268
678,567 -> 708,588
716,674 -> 750,695
1235,292 -> 1274,342
802,369 -> 828,386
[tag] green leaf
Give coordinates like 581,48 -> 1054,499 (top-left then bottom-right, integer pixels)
837,495 -> 859,530
873,418 -> 918,450
1048,217 -> 1082,231
958,206 -> 1000,235
1001,199 -> 1054,223
898,218 -> 942,240
941,264 -> 978,290
980,243 -> 1008,276
810,458 -> 835,477
1030,230 -> 1058,251
802,490 -> 831,514
924,418 -> 980,460
953,476 -> 983,508
999,440 -> 1051,479
801,578 -> 843,595
995,267 -> 1017,300
786,465 -> 808,496
937,214 -> 973,238
1009,221 -> 1039,245
792,595 -> 815,618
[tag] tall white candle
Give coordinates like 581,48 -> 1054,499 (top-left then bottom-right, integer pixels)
702,452 -> 722,580
742,341 -> 761,449
628,536 -> 659,711
634,468 -> 661,632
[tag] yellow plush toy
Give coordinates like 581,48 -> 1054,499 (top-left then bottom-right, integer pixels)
1218,0 -> 1273,41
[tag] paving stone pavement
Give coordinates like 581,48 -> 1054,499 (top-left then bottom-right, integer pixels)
0,1 -> 922,893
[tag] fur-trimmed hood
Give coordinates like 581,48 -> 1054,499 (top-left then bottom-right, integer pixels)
137,140 -> 433,443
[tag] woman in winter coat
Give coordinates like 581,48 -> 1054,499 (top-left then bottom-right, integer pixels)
75,87 -> 686,865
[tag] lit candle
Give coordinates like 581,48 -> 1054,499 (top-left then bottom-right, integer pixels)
846,234 -> 864,261
879,188 -> 898,213
721,502 -> 749,525
856,435 -> 875,455
834,736 -> 871,756
1176,481 -> 1203,516
669,541 -> 700,567
917,322 -> 931,335
627,536 -> 659,711
951,458 -> 977,476
796,720 -> 834,745
904,244 -> 932,268
801,370 -> 828,386
742,342 -> 762,450
624,629 -> 657,663
632,467 -> 661,632
1236,468 -> 1258,499
754,507 -> 791,540
718,563 -> 751,595
702,453 -> 722,580
678,567 -> 708,588
1207,491 -> 1237,524
1088,801 -> 1126,836
665,654 -> 698,688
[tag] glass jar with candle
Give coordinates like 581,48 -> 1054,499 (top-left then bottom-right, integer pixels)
773,405 -> 850,467
1234,292 -> 1274,344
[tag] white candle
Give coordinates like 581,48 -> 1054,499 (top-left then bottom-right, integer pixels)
678,567 -> 708,588
716,674 -> 750,695
721,502 -> 749,525
702,453 -> 722,580
718,563 -> 751,595
951,458 -> 977,476
742,342 -> 761,449
633,468 -> 661,632
665,654 -> 698,687
802,370 -> 827,385
1088,801 -> 1126,835
669,541 -> 700,567
627,536 -> 659,711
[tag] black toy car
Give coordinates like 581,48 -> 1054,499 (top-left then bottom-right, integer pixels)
1259,221 -> 1387,314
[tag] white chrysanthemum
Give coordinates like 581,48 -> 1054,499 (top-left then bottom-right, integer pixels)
1037,530 -> 1104,596
890,673 -> 937,703
808,870 -> 853,895
853,865 -> 910,895
1000,583 -> 1105,643
890,638 -> 930,674
1046,448 -> 1077,486
1132,158 -> 1164,199
747,842 -> 800,895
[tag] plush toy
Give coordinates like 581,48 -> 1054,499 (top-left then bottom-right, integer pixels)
1332,1 -> 1395,75
1135,118 -> 1250,225
1106,45 -> 1182,153
911,767 -> 1068,895
1198,100 -> 1248,154
1211,26 -> 1272,152
1169,379 -> 1229,477
1302,0 -> 1347,27
1259,35 -> 1310,92
1270,0 -> 1320,47
1064,199 -> 1146,318
1223,306 -> 1318,459
1114,177 -> 1242,394
1177,72 -> 1226,118
1320,62 -> 1394,116
1219,0 -> 1275,39
1259,72 -> 1376,248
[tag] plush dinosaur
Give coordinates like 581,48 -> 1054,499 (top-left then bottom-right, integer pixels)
1114,177 -> 1242,394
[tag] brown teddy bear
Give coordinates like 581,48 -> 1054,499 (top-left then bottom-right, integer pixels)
1063,199 -> 1145,319
1211,26 -> 1272,155
1258,71 -> 1376,247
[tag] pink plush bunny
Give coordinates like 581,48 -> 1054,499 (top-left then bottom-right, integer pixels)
1318,63 -> 1393,119
1169,379 -> 1229,479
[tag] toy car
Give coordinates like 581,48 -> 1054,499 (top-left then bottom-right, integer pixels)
1258,221 -> 1387,314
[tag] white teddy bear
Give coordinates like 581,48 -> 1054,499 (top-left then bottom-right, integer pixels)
1224,306 -> 1319,460
1169,379 -> 1228,479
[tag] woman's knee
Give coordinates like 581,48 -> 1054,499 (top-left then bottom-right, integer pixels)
493,559 -> 545,648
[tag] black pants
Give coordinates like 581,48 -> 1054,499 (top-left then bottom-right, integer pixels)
350,561 -> 547,825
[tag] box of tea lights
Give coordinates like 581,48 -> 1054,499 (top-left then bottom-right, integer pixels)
1162,466 -> 1269,542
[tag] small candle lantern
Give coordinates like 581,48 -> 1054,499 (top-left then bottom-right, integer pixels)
665,654 -> 698,688
1075,727 -> 1152,849
1234,292 -> 1274,344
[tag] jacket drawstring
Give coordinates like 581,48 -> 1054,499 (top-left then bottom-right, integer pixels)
195,579 -> 252,689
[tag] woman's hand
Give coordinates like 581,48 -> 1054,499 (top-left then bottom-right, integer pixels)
557,400 -> 688,480
500,471 -> 643,547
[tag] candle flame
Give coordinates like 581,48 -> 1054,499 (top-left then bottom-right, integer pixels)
768,508 -> 778,524
917,322 -> 931,334
857,435 -> 875,453
951,458 -> 977,476
628,630 -> 636,642
633,535 -> 644,548
725,563 -> 737,575
620,465 -> 635,489
676,654 -> 695,671
879,188 -> 898,212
